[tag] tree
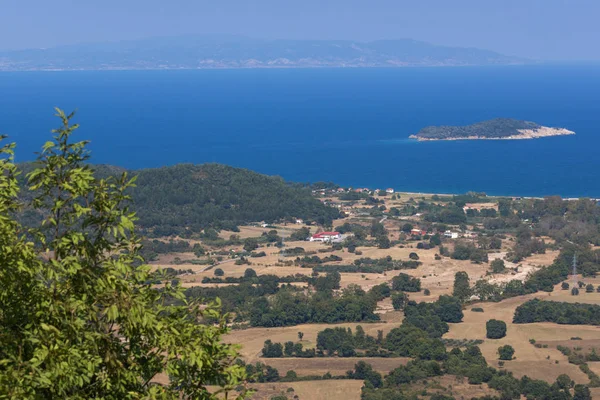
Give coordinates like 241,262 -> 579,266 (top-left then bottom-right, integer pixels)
561,282 -> 570,290
574,384 -> 592,400
498,345 -> 515,360
262,340 -> 284,358
290,227 -> 310,241
377,235 -> 391,249
214,267 -> 225,276
391,274 -> 421,292
244,238 -> 259,252
0,110 -> 248,398
486,319 -> 507,339
586,284 -> 594,293
555,374 -> 572,390
453,271 -> 471,302
244,268 -> 258,279
392,292 -> 408,310
298,332 -> 304,341
409,252 -> 419,260
401,223 -> 413,233
491,259 -> 505,273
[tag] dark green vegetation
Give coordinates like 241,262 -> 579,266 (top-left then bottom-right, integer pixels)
498,345 -> 515,360
486,320 -> 507,339
187,279 -> 382,327
412,118 -> 542,140
514,299 -> 600,325
0,111 -> 248,398
361,346 -> 578,400
19,162 -> 340,236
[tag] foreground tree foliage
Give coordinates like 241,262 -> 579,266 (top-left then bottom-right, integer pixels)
0,110 -> 248,399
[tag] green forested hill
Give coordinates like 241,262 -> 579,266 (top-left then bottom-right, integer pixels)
18,163 -> 339,235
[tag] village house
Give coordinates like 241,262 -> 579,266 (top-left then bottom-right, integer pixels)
410,228 -> 427,237
295,219 -> 304,224
386,188 -> 395,194
310,231 -> 342,242
444,230 -> 459,239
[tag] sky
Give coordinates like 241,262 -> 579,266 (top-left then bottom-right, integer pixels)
1,0 -> 599,60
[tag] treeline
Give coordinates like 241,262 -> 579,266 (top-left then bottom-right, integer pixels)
201,271 -> 310,285
249,285 -> 380,327
312,257 -> 421,274
514,299 -> 600,325
17,163 -> 340,236
362,346 -> 586,400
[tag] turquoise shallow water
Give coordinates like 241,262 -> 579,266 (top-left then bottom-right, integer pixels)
0,66 -> 599,197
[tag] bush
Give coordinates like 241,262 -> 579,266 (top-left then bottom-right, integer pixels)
498,345 -> 515,360
214,268 -> 224,276
423,289 -> 431,296
471,307 -> 484,312
392,292 -> 408,311
391,274 -> 421,292
486,319 -> 507,339
561,282 -> 570,290
409,252 -> 419,260
586,284 -> 594,293
491,259 -> 505,273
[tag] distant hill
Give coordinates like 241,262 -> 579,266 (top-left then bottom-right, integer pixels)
410,118 -> 575,141
0,35 -> 527,71
17,163 -> 340,235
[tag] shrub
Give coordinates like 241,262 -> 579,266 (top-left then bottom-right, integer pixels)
498,345 -> 515,360
586,284 -> 594,293
423,289 -> 431,296
471,307 -> 484,312
491,259 -> 505,273
214,268 -> 225,276
409,252 -> 420,260
561,282 -> 570,290
486,319 -> 507,339
392,292 -> 408,311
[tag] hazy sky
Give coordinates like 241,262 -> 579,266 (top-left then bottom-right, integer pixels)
2,0 -> 599,60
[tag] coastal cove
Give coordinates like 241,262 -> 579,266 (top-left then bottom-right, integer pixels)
0,65 -> 599,198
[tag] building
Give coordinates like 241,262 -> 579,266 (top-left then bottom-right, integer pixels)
386,188 -> 395,194
444,230 -> 459,239
295,219 -> 304,225
310,231 -> 342,242
410,228 -> 427,236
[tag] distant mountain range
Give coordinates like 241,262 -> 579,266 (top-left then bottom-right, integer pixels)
0,35 -> 528,71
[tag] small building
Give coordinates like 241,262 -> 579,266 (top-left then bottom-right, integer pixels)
444,230 -> 459,239
310,231 -> 342,242
386,188 -> 395,194
410,228 -> 427,236
295,219 -> 304,225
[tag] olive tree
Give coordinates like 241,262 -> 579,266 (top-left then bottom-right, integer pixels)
0,110 -> 248,399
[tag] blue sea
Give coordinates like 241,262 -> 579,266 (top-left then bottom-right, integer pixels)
1,66 -> 599,198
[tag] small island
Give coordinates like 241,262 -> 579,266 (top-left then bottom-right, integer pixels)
410,118 -> 575,141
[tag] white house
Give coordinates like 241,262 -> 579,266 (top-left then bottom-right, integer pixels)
386,188 -> 395,194
295,219 -> 304,225
444,230 -> 459,239
310,231 -> 342,242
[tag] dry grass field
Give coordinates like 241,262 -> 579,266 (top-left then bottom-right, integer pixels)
145,198 -> 600,397
445,291 -> 600,384
245,380 -> 364,400
226,310 -> 404,362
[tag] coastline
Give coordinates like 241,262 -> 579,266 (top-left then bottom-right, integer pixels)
410,126 -> 575,141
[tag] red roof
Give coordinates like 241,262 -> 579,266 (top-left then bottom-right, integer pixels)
312,231 -> 340,238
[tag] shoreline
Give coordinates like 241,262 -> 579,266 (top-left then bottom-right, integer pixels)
410,126 -> 575,141
395,190 -> 597,201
